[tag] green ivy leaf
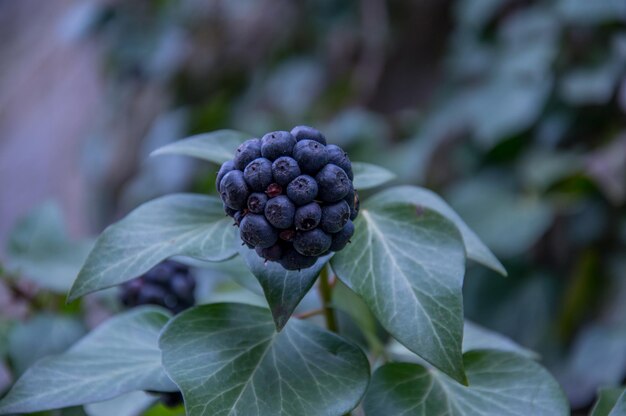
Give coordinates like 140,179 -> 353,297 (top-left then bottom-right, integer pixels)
159,303 -> 370,416
69,194 -> 237,301
351,162 -> 396,190
150,129 -> 251,164
0,307 -> 176,415
84,391 -> 156,416
364,350 -> 569,416
6,202 -> 94,293
331,202 -> 467,383
239,247 -> 332,330
591,388 -> 626,416
8,314 -> 85,375
388,321 -> 539,362
367,185 -> 506,276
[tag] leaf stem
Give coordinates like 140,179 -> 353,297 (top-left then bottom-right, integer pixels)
319,265 -> 338,333
295,308 -> 324,320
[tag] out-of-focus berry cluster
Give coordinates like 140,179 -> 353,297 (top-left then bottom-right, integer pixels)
218,126 -> 359,270
119,260 -> 196,315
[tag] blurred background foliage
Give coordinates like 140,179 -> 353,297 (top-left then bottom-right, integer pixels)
0,0 -> 625,414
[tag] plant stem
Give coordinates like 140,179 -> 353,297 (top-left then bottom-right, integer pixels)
295,308 -> 324,320
318,265 -> 338,333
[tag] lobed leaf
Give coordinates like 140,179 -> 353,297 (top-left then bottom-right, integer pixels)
351,162 -> 396,190
6,202 -> 94,293
364,350 -> 569,416
159,303 -> 370,416
69,193 -> 237,301
239,247 -> 333,331
331,202 -> 467,383
367,185 -> 506,276
0,307 -> 176,414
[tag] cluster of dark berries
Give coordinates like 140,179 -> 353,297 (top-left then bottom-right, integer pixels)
120,261 -> 195,408
119,260 -> 196,315
218,126 -> 359,271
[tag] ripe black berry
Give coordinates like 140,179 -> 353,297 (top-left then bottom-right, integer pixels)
233,139 -> 262,170
119,260 -> 196,315
217,126 -> 359,270
280,246 -> 318,271
316,164 -> 351,202
220,170 -> 249,210
272,156 -> 301,186
330,220 -> 354,251
326,144 -> 354,180
286,175 -> 318,206
291,125 -> 327,145
294,202 -> 322,231
240,214 -> 278,248
293,229 -> 332,257
261,131 -> 296,161
265,195 -> 296,229
320,200 -> 351,233
243,158 -> 273,191
216,160 -> 235,193
293,140 -> 329,174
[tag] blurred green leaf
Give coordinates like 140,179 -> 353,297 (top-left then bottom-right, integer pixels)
332,279 -> 384,354
69,194 -> 237,301
7,203 -> 94,293
555,0 -> 626,24
591,388 -> 626,416
0,307 -> 176,414
8,314 -> 85,375
159,303 -> 370,416
447,177 -> 553,258
363,351 -> 569,416
84,391 -> 156,416
560,61 -> 623,105
332,203 -> 467,383
352,162 -> 396,190
387,320 -> 538,362
150,130 -> 251,164
558,324 -> 626,408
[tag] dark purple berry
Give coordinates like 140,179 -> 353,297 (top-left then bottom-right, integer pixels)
224,203 -> 237,218
291,125 -> 327,145
286,175 -> 318,205
243,158 -> 273,191
216,160 -> 235,192
233,139 -> 262,170
279,247 -> 317,271
240,214 -> 278,248
316,164 -> 351,202
264,195 -> 296,229
261,131 -> 296,160
293,229 -> 332,257
220,170 -> 250,210
293,140 -> 329,174
255,244 -> 283,261
326,144 -> 353,180
344,188 -> 360,220
272,156 -> 301,186
320,200 -> 350,233
294,203 -> 322,231
330,221 -> 354,251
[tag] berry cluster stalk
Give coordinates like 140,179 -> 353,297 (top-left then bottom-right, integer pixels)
318,265 -> 338,333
